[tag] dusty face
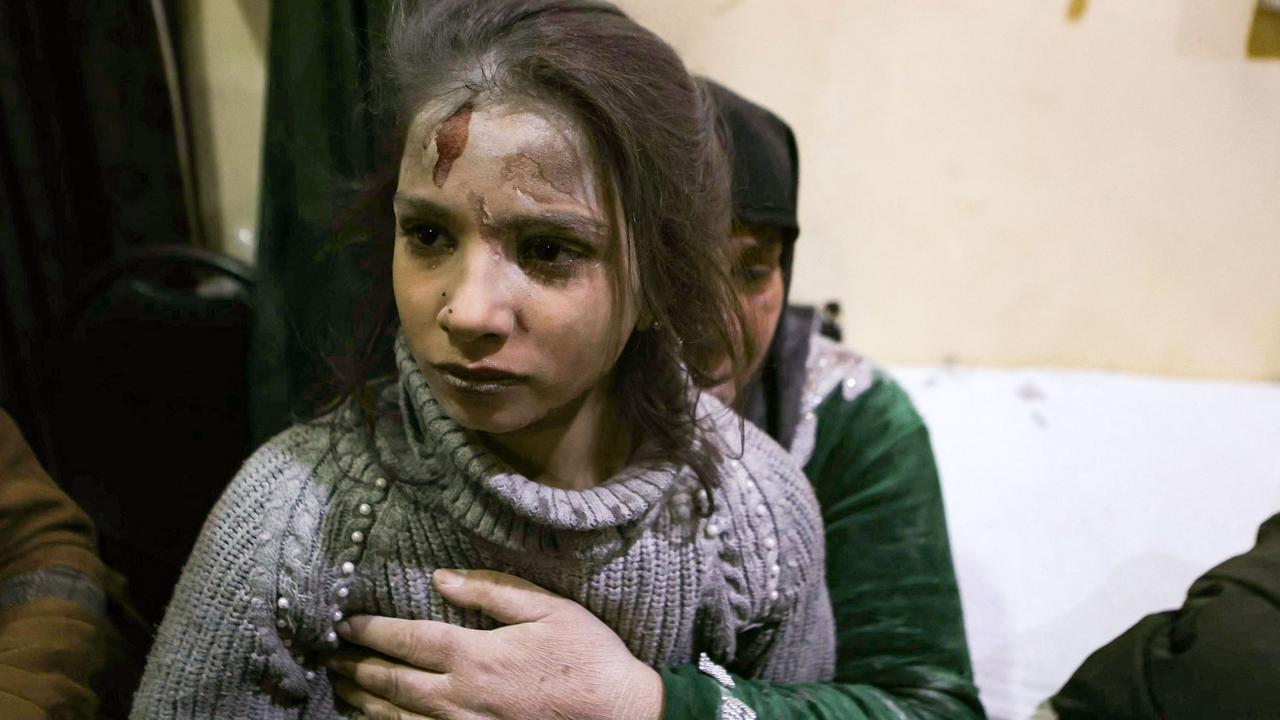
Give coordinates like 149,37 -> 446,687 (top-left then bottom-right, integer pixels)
710,224 -> 786,404
392,98 -> 636,434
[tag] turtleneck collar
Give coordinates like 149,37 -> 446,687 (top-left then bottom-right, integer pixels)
387,334 -> 685,547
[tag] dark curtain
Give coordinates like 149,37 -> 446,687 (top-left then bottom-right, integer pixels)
0,0 -> 192,468
249,0 -> 396,445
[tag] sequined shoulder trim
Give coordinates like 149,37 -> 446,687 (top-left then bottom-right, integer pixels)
698,653 -> 758,720
789,335 -> 875,467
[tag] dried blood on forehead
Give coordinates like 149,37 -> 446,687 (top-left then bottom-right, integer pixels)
432,103 -> 473,188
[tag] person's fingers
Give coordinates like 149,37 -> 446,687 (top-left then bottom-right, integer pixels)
331,675 -> 438,720
432,568 -> 566,624
337,615 -> 476,671
326,653 -> 447,712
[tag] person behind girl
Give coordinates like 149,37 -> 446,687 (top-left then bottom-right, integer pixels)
130,1 -> 835,717
691,79 -> 984,718
329,81 -> 985,719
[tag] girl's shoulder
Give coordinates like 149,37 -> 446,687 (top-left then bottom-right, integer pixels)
205,406 -> 389,699
238,419 -> 335,486
692,397 -> 830,672
233,406 -> 367,501
240,380 -> 408,490
695,390 -> 819,533
216,405 -> 388,579
697,393 -> 826,610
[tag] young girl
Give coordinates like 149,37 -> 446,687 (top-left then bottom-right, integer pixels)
131,1 -> 833,717
326,81 -> 982,720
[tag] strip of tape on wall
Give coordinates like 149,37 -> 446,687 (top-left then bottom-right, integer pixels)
1250,0 -> 1280,58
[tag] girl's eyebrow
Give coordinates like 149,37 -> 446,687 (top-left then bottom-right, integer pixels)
394,192 -> 608,240
494,212 -> 609,241
393,193 -> 453,221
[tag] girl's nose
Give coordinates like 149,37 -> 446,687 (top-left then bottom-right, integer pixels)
437,244 -> 516,347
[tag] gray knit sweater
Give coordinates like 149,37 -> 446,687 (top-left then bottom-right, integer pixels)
131,337 -> 834,718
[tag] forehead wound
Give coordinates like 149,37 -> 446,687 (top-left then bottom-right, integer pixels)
431,103 -> 473,188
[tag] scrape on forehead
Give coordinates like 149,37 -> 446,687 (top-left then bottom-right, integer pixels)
500,150 -> 582,200
410,97 -> 596,184
431,103 -> 472,187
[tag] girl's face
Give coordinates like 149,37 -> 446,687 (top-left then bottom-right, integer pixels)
393,98 -> 636,435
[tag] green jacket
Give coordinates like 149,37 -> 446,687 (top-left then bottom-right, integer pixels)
661,336 -> 984,719
1050,511 -> 1280,720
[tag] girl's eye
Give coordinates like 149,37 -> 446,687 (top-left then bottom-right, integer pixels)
403,223 -> 454,256
520,237 -> 582,267
412,224 -> 445,247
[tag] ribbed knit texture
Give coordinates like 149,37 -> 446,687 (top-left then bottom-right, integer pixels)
131,336 -> 834,718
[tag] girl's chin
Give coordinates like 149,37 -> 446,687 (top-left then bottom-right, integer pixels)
437,396 -> 535,436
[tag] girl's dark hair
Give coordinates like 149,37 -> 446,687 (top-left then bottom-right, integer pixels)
323,0 -> 748,490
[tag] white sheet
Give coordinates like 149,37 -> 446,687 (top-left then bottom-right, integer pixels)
891,366 -> 1280,720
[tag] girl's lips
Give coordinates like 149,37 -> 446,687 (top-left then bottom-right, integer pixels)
431,363 -> 528,394
433,363 -> 527,383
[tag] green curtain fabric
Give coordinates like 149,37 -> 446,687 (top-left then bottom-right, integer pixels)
250,0 -> 395,444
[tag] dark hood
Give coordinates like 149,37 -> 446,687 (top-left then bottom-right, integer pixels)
706,80 -> 801,246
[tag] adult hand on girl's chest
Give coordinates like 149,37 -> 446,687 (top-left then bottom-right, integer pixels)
327,568 -> 664,719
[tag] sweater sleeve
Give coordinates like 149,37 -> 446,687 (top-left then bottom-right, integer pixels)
130,427 -> 324,719
0,410 -> 123,720
661,375 -> 984,720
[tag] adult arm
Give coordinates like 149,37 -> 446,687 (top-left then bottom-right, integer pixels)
661,375 -> 983,719
1049,512 -> 1280,720
0,409 -> 126,720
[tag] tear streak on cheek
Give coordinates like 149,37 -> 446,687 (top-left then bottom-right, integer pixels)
433,104 -> 473,188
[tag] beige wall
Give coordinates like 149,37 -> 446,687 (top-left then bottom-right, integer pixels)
180,0 -> 268,264
189,1 -> 1280,380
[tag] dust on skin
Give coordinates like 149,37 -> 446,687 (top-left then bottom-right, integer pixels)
501,151 -> 582,203
399,98 -> 626,315
494,129 -> 631,282
467,190 -> 494,228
